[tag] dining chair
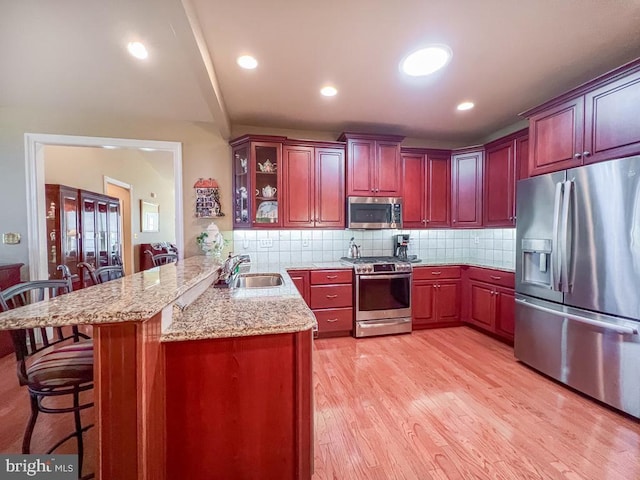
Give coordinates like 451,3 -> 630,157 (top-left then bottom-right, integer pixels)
145,250 -> 178,267
0,279 -> 94,479
78,262 -> 124,286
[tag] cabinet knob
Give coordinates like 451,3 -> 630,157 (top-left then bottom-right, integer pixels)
582,151 -> 591,157
452,219 -> 457,223
422,219 -> 426,224
574,153 -> 582,158
426,219 -> 430,223
371,188 -> 375,192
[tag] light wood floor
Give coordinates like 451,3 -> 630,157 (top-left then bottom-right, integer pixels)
1,327 -> 638,479
312,327 -> 640,480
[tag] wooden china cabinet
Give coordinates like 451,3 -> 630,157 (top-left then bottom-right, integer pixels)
230,135 -> 286,228
46,184 -> 121,288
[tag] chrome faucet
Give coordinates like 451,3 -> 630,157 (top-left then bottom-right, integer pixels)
220,253 -> 251,286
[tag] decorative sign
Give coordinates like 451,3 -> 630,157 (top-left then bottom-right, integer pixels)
194,178 -> 225,218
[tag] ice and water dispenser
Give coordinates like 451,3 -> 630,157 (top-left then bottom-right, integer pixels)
521,238 -> 553,287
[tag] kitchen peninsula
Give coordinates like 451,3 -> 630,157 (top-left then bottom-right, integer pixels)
0,256 -> 316,480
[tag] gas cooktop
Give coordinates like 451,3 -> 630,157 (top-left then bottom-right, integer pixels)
340,256 -> 412,274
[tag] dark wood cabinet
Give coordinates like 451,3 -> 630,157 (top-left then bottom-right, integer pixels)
402,149 -> 451,228
288,269 -> 310,305
230,135 -> 286,228
451,149 -> 483,227
339,133 -> 404,197
483,129 -> 528,227
309,269 -> 353,337
412,266 -> 461,328
282,143 -> 345,228
0,263 -> 23,357
47,184 -> 120,288
524,58 -> 640,176
464,267 -> 515,343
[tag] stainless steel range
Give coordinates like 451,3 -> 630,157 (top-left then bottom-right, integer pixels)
341,256 -> 412,338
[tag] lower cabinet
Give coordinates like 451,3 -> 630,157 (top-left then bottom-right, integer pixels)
412,266 -> 461,329
464,267 -> 515,342
289,268 -> 353,337
309,269 -> 353,337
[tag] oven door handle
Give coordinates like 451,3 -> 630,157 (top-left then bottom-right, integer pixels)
358,318 -> 412,328
358,274 -> 412,281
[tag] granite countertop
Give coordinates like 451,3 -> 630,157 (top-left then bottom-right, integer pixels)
162,267 -> 316,342
0,256 -> 222,330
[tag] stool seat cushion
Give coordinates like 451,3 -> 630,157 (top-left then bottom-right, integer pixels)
27,341 -> 93,388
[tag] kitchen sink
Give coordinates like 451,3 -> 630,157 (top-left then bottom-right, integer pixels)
232,273 -> 284,288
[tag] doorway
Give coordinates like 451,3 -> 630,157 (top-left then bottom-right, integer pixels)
25,133 -> 183,281
104,178 -> 133,275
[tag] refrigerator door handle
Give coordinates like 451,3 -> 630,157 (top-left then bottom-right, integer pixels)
551,182 -> 563,291
515,298 -> 638,335
559,180 -> 573,293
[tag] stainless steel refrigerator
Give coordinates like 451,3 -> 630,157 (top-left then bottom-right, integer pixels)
515,155 -> 640,418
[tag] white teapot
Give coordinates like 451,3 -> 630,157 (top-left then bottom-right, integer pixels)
261,185 -> 277,198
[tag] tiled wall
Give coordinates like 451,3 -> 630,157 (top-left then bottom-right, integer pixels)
231,228 -> 516,269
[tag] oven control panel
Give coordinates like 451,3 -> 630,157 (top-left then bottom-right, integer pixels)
354,262 -> 412,274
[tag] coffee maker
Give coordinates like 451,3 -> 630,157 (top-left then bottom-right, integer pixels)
393,234 -> 410,260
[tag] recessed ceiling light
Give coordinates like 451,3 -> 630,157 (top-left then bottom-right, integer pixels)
400,45 -> 452,76
320,86 -> 338,97
140,147 -> 156,152
457,101 -> 475,111
103,145 -> 118,150
127,41 -> 148,60
237,55 -> 258,69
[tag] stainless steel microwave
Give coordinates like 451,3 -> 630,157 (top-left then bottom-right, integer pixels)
347,197 -> 402,229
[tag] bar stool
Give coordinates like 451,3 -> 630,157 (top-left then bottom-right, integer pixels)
0,279 -> 94,479
77,263 -> 124,286
145,250 -> 178,266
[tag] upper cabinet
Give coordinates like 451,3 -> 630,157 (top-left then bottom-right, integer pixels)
339,132 -> 404,197
230,135 -> 286,228
451,149 -> 484,228
524,59 -> 640,176
282,142 -> 345,228
483,129 -> 528,227
401,148 -> 451,228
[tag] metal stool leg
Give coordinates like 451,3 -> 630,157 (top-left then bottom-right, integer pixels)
22,393 -> 39,454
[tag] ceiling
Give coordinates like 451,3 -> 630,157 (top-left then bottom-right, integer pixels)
3,0 -> 640,146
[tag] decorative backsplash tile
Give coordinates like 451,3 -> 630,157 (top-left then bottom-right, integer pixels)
230,228 -> 516,269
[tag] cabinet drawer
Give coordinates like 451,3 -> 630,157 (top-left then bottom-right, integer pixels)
413,266 -> 461,281
310,284 -> 352,309
310,269 -> 352,285
314,307 -> 353,333
467,267 -> 514,288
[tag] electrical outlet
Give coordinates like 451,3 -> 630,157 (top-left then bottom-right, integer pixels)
259,239 -> 273,248
302,239 -> 310,247
473,236 -> 480,245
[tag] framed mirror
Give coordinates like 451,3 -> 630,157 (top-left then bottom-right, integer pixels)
140,200 -> 159,232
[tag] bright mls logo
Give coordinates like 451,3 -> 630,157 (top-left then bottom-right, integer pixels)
0,455 -> 77,479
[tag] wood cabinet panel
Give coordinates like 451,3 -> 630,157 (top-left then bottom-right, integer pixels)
516,134 -> 530,181
469,282 -> 495,329
467,266 -> 514,288
484,141 -> 514,227
495,287 -> 515,338
310,284 -> 352,309
313,307 -> 353,333
309,269 -> 352,285
0,263 -> 23,357
413,266 -> 461,281
401,153 -> 425,228
427,154 -> 451,227
166,330 -> 312,480
376,141 -> 402,196
288,270 -> 310,306
437,282 -> 460,322
584,69 -> 640,163
282,146 -> 314,227
412,282 -> 435,327
529,98 -> 584,175
347,140 -> 375,196
451,150 -> 483,227
315,148 -> 345,227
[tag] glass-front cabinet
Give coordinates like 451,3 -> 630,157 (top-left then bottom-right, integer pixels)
46,184 -> 80,284
230,135 -> 284,228
46,184 -> 121,289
